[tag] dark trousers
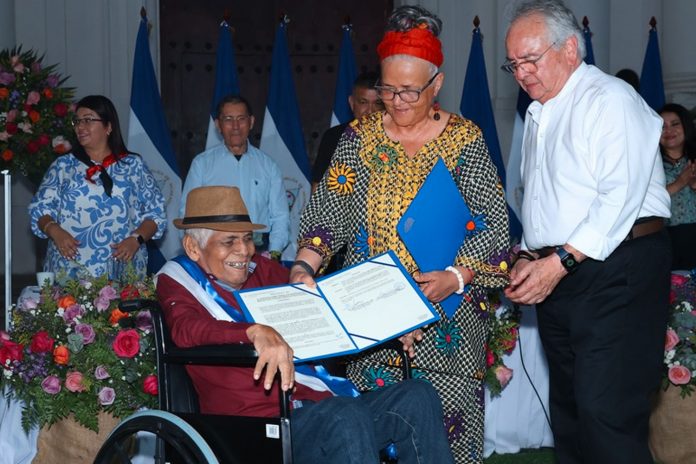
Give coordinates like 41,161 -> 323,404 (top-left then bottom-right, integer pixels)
537,230 -> 671,464
291,379 -> 454,464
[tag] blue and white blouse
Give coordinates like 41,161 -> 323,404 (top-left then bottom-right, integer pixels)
29,153 -> 167,278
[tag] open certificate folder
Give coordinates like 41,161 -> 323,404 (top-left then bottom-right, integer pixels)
234,250 -> 439,363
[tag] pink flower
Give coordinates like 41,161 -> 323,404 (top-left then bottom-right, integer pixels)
0,330 -> 9,341
0,72 -> 14,85
143,375 -> 158,395
41,375 -> 61,394
494,365 -> 514,388
668,365 -> 692,385
30,61 -> 41,73
665,328 -> 680,352
98,387 -> 115,405
94,365 -> 110,380
136,310 -> 153,332
10,55 -> 24,73
26,91 -> 40,105
62,303 -> 84,324
93,296 -> 111,312
99,285 -> 118,301
65,371 -> 86,392
6,109 -> 17,122
20,297 -> 37,310
671,274 -> 689,288
74,323 -> 95,344
46,74 -> 59,87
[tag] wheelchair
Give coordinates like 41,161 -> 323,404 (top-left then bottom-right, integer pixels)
94,299 -> 411,464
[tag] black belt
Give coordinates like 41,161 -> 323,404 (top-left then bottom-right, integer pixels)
533,217 -> 664,258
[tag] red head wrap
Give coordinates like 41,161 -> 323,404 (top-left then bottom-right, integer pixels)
377,26 -> 443,67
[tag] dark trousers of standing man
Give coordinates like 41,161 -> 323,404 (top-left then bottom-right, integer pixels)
537,230 -> 671,464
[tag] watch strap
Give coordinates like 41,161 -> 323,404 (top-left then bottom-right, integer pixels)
130,233 -> 145,245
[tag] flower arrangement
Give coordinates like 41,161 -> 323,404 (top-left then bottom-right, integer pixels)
0,271 -> 157,433
0,47 -> 75,184
485,293 -> 520,396
662,271 -> 696,397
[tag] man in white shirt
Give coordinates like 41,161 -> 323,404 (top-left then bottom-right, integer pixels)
181,95 -> 290,259
503,1 -> 671,463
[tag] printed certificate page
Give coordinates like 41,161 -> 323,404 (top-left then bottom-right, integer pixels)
236,251 -> 438,362
236,284 -> 356,362
318,251 -> 438,350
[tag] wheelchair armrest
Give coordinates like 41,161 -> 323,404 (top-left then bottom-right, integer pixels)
164,343 -> 259,366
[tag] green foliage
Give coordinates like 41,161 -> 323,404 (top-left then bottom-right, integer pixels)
0,272 -> 158,433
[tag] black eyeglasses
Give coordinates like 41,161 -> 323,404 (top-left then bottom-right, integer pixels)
374,73 -> 439,103
501,42 -> 557,75
71,117 -> 104,127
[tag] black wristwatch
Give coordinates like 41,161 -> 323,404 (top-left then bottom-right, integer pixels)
555,248 -> 579,274
130,233 -> 145,245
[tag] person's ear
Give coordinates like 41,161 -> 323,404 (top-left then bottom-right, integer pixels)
433,72 -> 445,97
182,234 -> 201,262
214,118 -> 222,134
563,36 -> 579,65
249,115 -> 255,131
348,95 -> 356,114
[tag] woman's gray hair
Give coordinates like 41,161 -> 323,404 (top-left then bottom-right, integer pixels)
385,5 -> 442,37
381,54 -> 439,76
509,0 -> 586,60
184,228 -> 215,248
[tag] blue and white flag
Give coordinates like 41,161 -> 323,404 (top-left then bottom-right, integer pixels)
639,19 -> 665,112
330,24 -> 357,127
582,17 -> 595,66
459,23 -> 522,240
260,19 -> 311,262
128,11 -> 182,271
205,19 -> 240,149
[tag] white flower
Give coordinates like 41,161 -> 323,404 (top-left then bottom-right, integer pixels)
84,281 -> 92,290
3,369 -> 12,379
666,350 -> 676,362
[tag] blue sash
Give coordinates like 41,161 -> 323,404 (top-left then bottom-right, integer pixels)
170,255 -> 360,398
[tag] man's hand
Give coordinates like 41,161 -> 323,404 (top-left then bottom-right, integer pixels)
398,329 -> 424,358
246,324 -> 295,391
504,255 -> 566,305
289,264 -> 317,288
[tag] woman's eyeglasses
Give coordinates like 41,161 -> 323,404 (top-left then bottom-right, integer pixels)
374,73 -> 439,103
72,117 -> 104,127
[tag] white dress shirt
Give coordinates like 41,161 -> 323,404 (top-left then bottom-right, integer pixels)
520,62 -> 670,260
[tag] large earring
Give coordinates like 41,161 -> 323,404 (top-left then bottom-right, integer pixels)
433,101 -> 441,121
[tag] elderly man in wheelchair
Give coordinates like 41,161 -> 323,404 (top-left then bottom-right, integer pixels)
99,186 -> 453,464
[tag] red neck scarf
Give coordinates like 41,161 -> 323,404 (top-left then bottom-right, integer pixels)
85,153 -> 125,183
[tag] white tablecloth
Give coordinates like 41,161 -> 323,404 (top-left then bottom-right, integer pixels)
484,305 -> 554,457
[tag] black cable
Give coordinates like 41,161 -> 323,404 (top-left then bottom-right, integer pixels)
515,304 -> 552,431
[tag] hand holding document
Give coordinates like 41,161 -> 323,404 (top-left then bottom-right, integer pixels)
235,251 -> 439,363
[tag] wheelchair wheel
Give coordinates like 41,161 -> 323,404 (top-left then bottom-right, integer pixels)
93,410 -> 220,464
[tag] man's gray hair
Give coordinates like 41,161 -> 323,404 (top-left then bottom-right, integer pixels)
509,0 -> 586,60
184,228 -> 215,248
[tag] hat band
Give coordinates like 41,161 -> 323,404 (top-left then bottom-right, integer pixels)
181,214 -> 252,225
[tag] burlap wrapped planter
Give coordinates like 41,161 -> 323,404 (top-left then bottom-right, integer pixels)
649,385 -> 696,464
34,412 -> 120,463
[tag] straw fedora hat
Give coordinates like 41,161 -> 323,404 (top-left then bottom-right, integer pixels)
173,186 -> 266,232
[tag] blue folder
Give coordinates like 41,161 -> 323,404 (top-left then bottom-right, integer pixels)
396,157 -> 473,318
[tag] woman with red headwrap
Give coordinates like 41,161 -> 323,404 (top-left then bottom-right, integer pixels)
291,6 -> 510,462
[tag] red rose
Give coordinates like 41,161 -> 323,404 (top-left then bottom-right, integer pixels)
37,133 -> 50,146
28,110 -> 40,123
1,150 -> 12,162
485,346 -> 495,367
53,345 -> 69,365
120,285 -> 140,300
143,374 -> 158,395
30,330 -> 54,353
53,102 -> 68,117
5,122 -> 17,135
112,329 -> 140,358
26,141 -> 40,154
0,340 -> 24,365
42,88 -> 53,99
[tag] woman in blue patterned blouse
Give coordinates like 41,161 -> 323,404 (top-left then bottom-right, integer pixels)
29,95 -> 166,279
659,103 -> 696,270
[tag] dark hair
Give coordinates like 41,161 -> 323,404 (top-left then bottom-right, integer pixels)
74,95 -> 128,155
353,71 -> 380,91
615,68 -> 640,92
385,5 -> 442,37
215,95 -> 253,119
658,103 -> 696,162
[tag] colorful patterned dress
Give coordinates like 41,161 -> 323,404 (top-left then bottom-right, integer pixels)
299,112 -> 510,463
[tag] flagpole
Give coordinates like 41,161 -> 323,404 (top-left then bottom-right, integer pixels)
3,170 -> 11,330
